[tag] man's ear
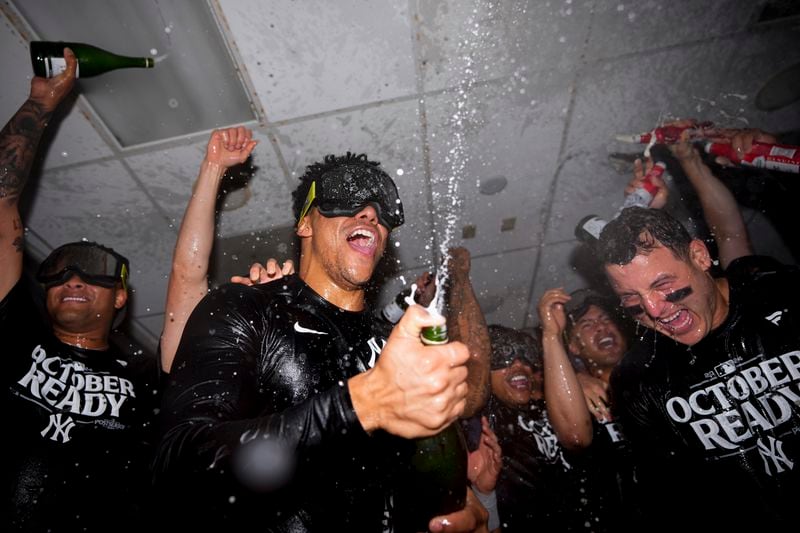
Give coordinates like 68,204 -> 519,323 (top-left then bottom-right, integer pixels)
114,287 -> 128,310
689,239 -> 712,271
296,214 -> 312,238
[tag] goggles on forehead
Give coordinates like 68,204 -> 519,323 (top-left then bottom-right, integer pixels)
297,164 -> 405,231
37,241 -> 130,290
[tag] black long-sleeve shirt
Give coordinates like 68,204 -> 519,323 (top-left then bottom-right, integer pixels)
155,275 -> 399,532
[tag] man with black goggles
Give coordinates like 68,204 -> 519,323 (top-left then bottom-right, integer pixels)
296,152 -> 405,231
1,49 -> 159,532
37,241 -> 130,290
156,151 -> 489,531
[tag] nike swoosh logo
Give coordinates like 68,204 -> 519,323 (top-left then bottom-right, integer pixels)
294,322 -> 328,335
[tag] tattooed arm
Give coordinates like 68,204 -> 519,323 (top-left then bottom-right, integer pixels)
0,48 -> 76,300
446,247 -> 491,418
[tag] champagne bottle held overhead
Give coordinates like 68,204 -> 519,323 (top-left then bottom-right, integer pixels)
575,161 -> 667,244
30,41 -> 155,79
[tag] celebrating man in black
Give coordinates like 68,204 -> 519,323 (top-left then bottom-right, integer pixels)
598,206 -> 799,531
156,153 -> 486,531
1,49 -> 159,531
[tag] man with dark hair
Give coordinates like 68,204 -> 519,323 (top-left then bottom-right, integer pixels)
597,205 -> 800,530
1,49 -> 159,531
537,287 -> 642,531
156,151 -> 486,531
484,324 -> 604,532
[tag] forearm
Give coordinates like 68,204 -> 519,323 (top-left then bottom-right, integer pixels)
679,156 -> 752,267
446,272 -> 490,417
0,99 -> 54,298
161,160 -> 225,370
541,332 -> 593,450
0,99 -> 52,201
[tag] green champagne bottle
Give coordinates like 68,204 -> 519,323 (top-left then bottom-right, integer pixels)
30,41 -> 154,79
394,324 -> 467,532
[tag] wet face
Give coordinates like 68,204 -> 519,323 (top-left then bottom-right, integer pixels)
46,274 -> 123,332
604,240 -> 725,346
491,358 -> 541,407
568,305 -> 627,370
304,204 -> 389,290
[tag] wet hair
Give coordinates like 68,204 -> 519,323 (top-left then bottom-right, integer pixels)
291,152 -> 388,220
563,288 -> 620,339
488,324 -> 542,370
597,206 -> 693,266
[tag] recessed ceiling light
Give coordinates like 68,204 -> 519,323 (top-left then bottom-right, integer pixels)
479,175 -> 508,195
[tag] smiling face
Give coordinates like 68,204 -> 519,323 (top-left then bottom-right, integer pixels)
298,204 -> 389,298
46,273 -> 125,335
604,239 -> 728,346
491,358 -> 541,407
568,305 -> 627,370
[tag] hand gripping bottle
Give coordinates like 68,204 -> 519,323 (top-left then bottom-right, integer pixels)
393,316 -> 467,532
705,141 -> 799,174
575,161 -> 666,243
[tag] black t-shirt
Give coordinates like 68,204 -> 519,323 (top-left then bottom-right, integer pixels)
156,275 -> 399,532
610,256 -> 800,531
488,397 -> 606,532
2,280 -> 160,532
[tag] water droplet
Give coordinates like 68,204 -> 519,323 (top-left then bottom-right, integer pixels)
396,168 -> 404,176
150,48 -> 158,56
168,98 -> 179,109
60,151 -> 69,158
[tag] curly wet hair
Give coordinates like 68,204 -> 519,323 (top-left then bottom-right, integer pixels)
291,152 -> 387,221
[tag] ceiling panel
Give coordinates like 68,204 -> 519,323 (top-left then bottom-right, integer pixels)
219,0 -> 417,121
546,37 -> 739,243
426,67 -> 570,256
24,160 -> 173,318
0,12 -> 33,127
717,25 -> 800,135
12,0 -> 256,147
469,247 -> 539,329
125,130 -> 294,238
415,0 -> 592,92
586,0 -> 758,62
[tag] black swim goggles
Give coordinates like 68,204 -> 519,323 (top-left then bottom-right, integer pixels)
490,343 -> 540,371
297,163 -> 405,231
37,241 -> 130,290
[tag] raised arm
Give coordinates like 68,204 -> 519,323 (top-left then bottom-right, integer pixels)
0,48 -> 76,301
445,247 -> 491,418
160,126 -> 257,372
669,125 -> 754,268
537,288 -> 593,450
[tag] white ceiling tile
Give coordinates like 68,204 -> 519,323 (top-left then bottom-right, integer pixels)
40,108 -> 115,169
125,131 -> 294,238
0,14 -> 33,128
526,240 -> 610,329
716,26 -> 800,135
220,0 -> 416,121
469,247 -> 538,329
547,39 -> 740,243
425,69 -> 570,255
416,0 -> 591,91
25,159 -> 173,317
273,99 -> 433,269
586,0 -> 757,61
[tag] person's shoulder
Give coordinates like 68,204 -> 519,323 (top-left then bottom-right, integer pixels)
724,255 -> 798,283
611,334 -> 671,390
724,255 -> 799,301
